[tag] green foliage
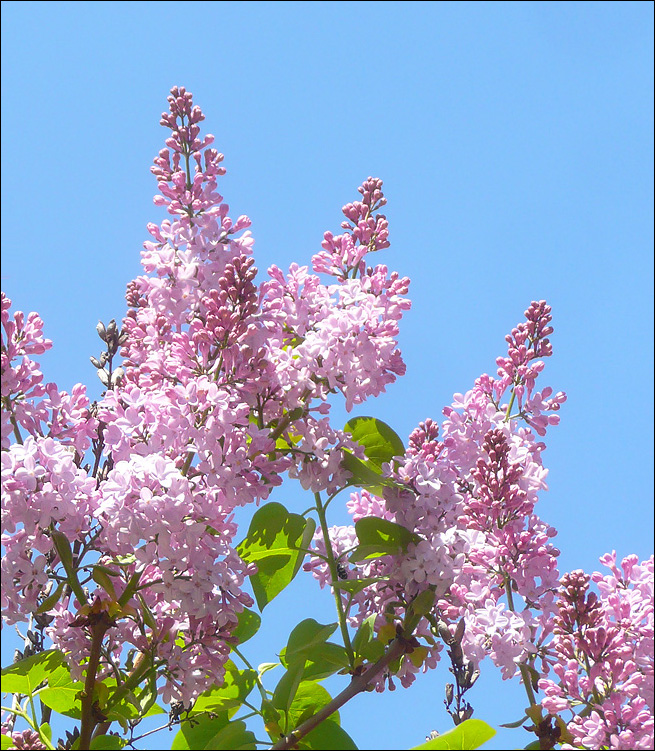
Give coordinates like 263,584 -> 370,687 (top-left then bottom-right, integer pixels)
191,660 -> 256,715
280,641 -> 350,681
411,719 -> 496,750
300,720 -> 358,750
272,660 -> 307,725
172,712 -> 257,750
231,608 -> 262,646
285,681 -> 338,730
90,735 -> 126,750
38,667 -> 85,718
344,417 -> 405,466
237,502 -> 313,609
351,613 -> 385,663
1,650 -> 65,696
349,517 -> 421,562
285,619 -> 338,664
341,416 -> 406,494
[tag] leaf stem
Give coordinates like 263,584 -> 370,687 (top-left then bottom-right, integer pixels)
313,492 -> 355,668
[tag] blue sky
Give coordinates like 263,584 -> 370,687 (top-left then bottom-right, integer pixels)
1,1 -> 653,749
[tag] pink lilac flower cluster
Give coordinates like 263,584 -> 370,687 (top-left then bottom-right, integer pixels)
539,554 -> 654,750
1,87 -> 410,705
308,302 -> 564,689
307,303 -> 654,748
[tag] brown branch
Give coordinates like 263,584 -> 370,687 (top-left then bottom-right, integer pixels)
271,637 -> 408,750
78,613 -> 112,750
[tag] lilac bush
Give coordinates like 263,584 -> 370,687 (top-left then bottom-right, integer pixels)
1,87 -> 652,751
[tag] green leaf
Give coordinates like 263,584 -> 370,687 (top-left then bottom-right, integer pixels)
301,719 -> 358,750
351,613 -> 385,662
1,735 -> 12,749
410,588 -> 436,616
286,681 -> 338,731
143,702 -> 165,717
231,608 -> 261,646
172,712 -> 231,750
132,675 -> 159,717
39,722 -> 52,742
285,619 -> 338,665
258,662 -> 281,677
205,720 -> 256,750
92,565 -> 117,600
411,719 -> 496,750
51,530 -> 87,604
237,502 -> 309,609
272,661 -> 307,730
343,417 -> 405,467
292,517 -> 316,579
499,715 -> 529,729
51,530 -> 73,570
341,417 -> 407,494
341,452 -> 395,495
1,649 -> 65,695
36,581 -> 66,614
349,517 -> 421,562
89,735 -> 126,750
280,642 -> 350,682
191,660 -> 256,714
334,577 -> 389,595
352,614 -> 377,657
39,670 -> 84,718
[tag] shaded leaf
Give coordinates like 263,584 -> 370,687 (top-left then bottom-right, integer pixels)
231,608 -> 261,646
499,715 -> 529,729
349,517 -> 420,562
273,661 -> 306,729
301,719 -> 358,750
172,712 -> 231,750
286,681 -> 338,731
285,619 -> 338,665
237,503 -> 308,609
341,452 -> 396,495
191,661 -> 256,714
90,735 -> 126,750
206,720 -> 256,750
280,642 -> 350,682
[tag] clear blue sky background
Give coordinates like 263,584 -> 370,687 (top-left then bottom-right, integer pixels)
1,2 -> 653,749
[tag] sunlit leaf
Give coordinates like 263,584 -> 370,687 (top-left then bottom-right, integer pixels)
411,719 -> 496,749
1,650 -> 65,695
344,416 -> 405,466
